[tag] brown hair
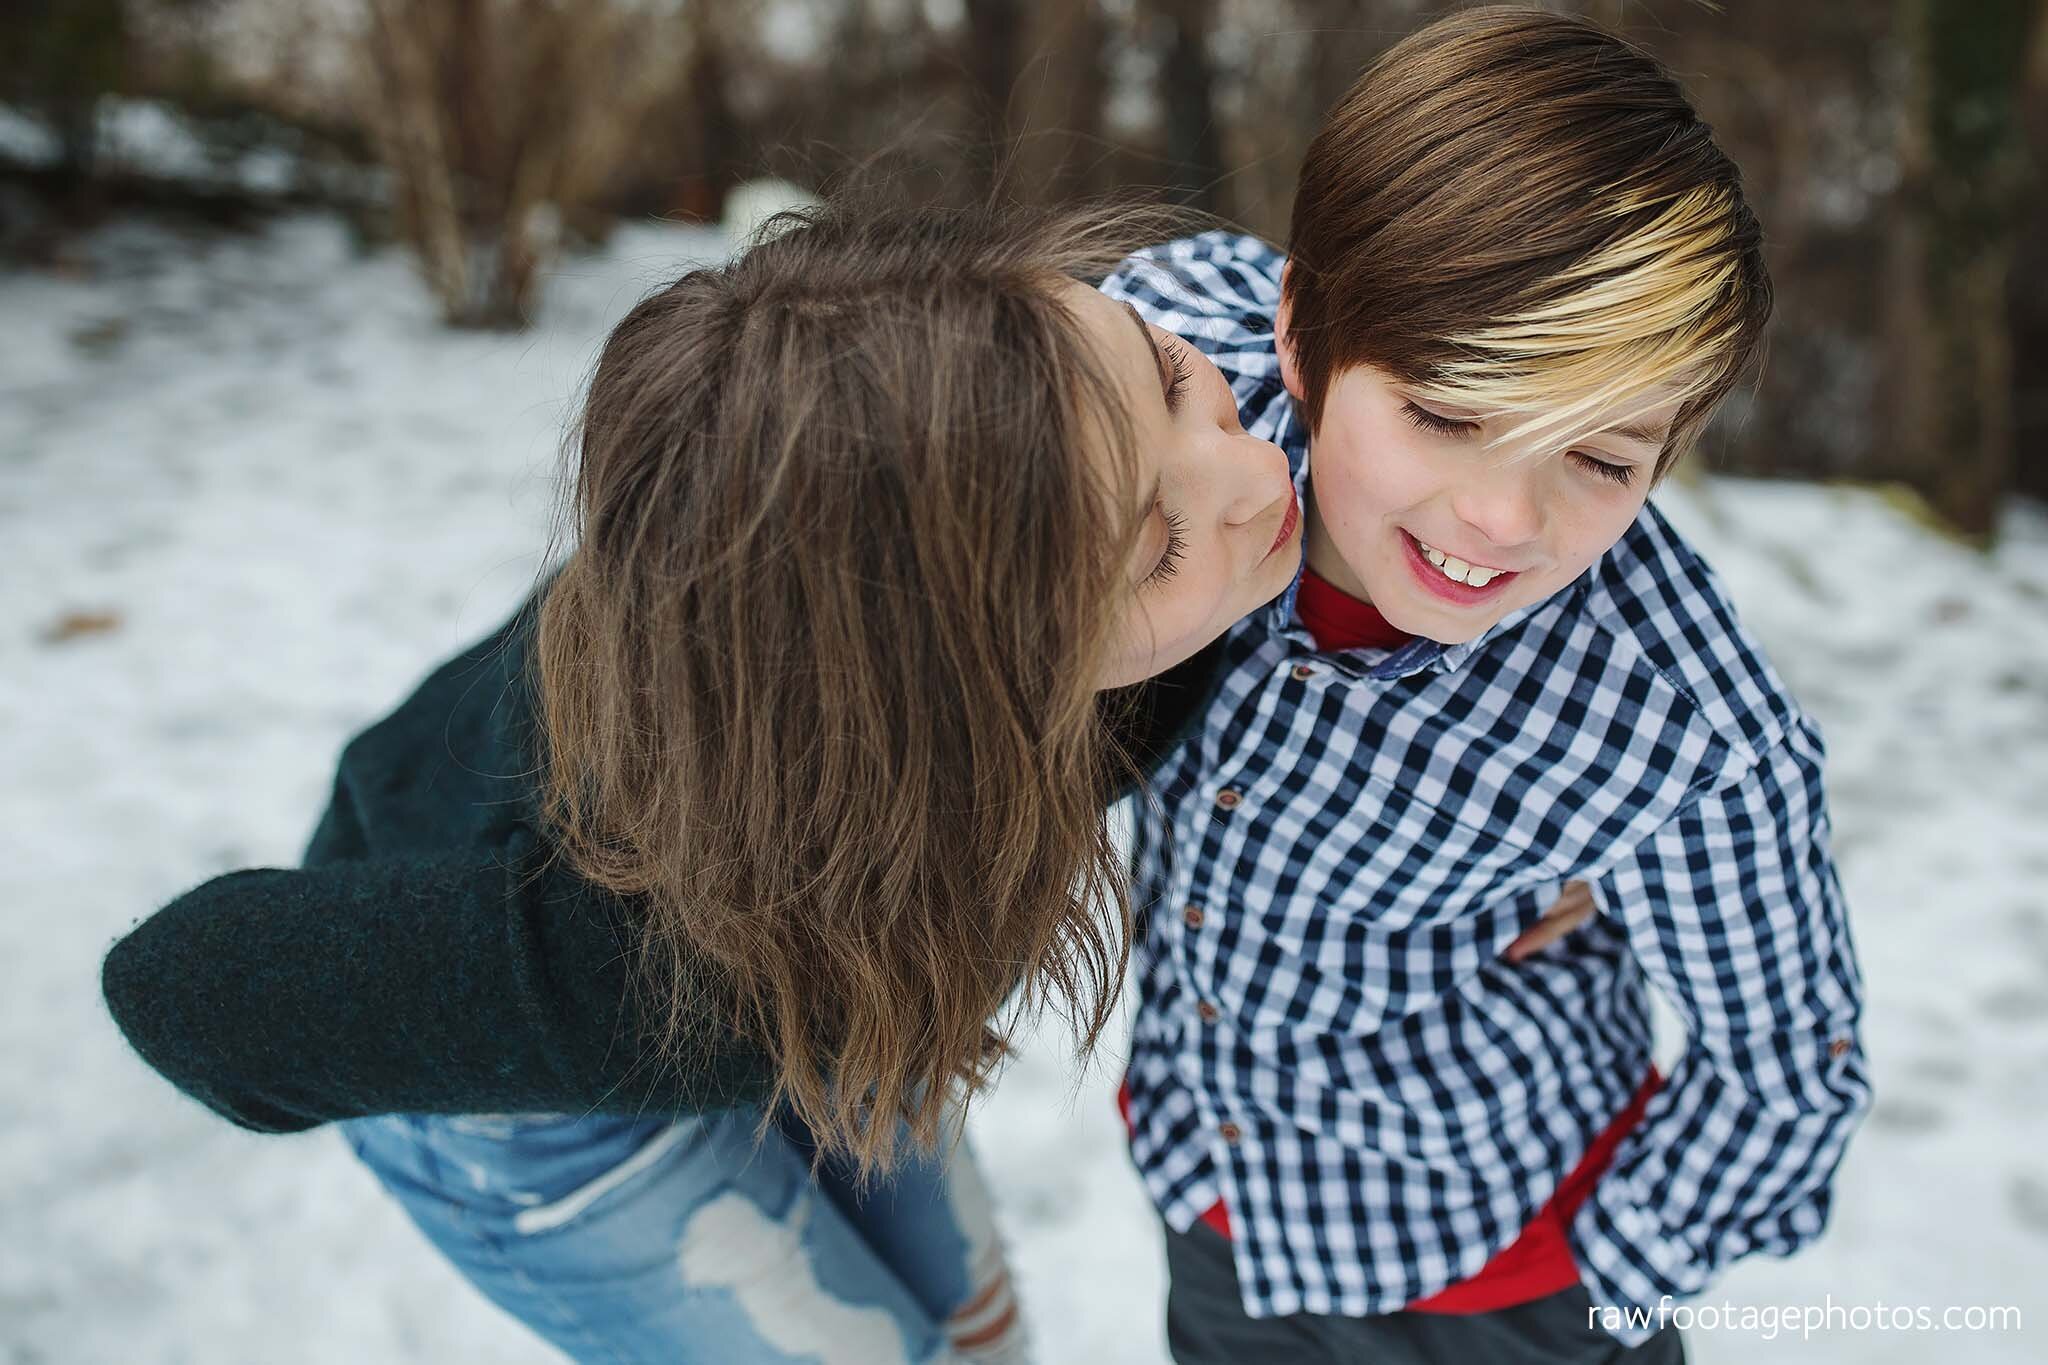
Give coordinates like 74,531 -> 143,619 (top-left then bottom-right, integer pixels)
531,195 -> 1177,1176
1283,5 -> 1772,474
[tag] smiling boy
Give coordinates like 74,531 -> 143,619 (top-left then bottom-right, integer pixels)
1102,9 -> 1870,1362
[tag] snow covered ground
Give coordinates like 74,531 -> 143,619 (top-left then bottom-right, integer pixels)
4,213 -> 2044,1363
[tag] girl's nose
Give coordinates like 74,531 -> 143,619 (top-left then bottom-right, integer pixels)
1219,433 -> 1291,526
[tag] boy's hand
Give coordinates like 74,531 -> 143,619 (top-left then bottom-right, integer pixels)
1504,881 -> 1595,962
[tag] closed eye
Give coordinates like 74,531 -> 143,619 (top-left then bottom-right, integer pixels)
1144,506 -> 1188,588
1400,401 -> 1479,437
1162,338 -> 1195,413
1406,400 -> 1640,487
1570,452 -> 1637,486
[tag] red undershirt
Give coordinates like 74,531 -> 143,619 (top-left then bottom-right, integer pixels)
1119,563 -> 1663,1314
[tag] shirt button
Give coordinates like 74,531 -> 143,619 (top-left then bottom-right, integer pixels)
1829,1038 -> 1852,1058
1183,905 -> 1205,930
1290,663 -> 1316,681
1217,1121 -> 1243,1144
1197,1001 -> 1220,1023
1214,788 -> 1243,811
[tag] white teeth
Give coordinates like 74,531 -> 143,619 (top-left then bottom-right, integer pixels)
1414,537 -> 1502,588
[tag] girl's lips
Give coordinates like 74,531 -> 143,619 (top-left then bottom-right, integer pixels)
1265,488 -> 1301,560
1399,529 -> 1518,605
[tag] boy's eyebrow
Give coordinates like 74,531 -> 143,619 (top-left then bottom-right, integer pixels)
1122,302 -> 1173,406
1603,419 -> 1670,448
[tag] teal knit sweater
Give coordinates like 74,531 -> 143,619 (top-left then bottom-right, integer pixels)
100,589 -> 1222,1132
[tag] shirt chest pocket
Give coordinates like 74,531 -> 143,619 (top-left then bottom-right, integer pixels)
1175,768 -> 1574,1033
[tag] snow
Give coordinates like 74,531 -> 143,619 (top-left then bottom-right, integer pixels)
4,212 -> 2044,1362
0,99 -> 308,197
0,106 -> 62,168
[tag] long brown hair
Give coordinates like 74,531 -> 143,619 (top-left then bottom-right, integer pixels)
532,195 -> 1176,1175
1285,5 -> 1773,472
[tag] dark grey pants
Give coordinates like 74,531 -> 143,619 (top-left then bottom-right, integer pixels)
1164,1219 -> 1687,1365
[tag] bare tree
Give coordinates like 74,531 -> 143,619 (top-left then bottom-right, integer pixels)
360,0 -> 689,329
60,0 -> 2034,526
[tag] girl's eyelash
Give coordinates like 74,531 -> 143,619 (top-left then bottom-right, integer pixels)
1145,506 -> 1188,587
1403,400 -> 1638,487
1163,338 -> 1194,409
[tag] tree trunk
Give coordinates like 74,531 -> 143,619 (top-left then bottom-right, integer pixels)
1151,0 -> 1223,216
2010,0 -> 2048,502
963,0 -> 1027,195
0,0 -> 127,186
1884,0 -> 2034,536
1009,0 -> 1110,202
682,1 -> 744,223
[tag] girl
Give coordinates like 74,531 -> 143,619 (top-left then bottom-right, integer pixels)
103,195 -> 1304,1363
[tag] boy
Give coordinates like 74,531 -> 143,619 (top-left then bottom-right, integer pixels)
1102,8 -> 1869,1361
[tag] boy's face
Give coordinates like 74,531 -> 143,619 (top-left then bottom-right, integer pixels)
1279,333 -> 1673,645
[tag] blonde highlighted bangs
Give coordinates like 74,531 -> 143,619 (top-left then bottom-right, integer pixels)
1408,184 -> 1753,473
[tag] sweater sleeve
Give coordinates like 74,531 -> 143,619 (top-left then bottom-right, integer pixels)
101,831 -> 774,1132
103,632 -> 1229,1136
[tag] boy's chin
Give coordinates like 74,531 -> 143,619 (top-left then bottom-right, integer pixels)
1371,583 -> 1513,646
1400,614 -> 1491,647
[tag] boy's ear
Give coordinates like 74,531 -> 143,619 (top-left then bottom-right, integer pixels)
1274,263 -> 1307,405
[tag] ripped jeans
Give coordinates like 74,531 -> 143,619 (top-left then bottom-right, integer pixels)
337,1105 -> 1026,1365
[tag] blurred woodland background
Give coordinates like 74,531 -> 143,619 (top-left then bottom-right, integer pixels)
7,11 -> 2048,1359
3,0 -> 2044,536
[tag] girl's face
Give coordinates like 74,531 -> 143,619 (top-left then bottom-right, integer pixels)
1058,278 -> 1303,690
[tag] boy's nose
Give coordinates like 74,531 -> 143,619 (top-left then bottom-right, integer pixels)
1449,468 -> 1543,549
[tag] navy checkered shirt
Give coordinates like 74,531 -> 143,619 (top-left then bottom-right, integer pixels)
1103,234 -> 1870,1342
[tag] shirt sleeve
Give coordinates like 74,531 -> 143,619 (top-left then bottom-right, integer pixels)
1573,715 -> 1871,1339
1097,233 -> 1291,415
